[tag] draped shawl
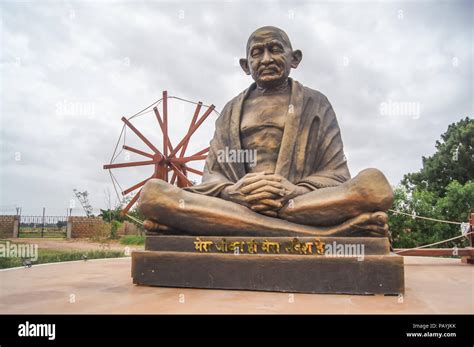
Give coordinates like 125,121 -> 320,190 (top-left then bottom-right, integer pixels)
185,78 -> 351,196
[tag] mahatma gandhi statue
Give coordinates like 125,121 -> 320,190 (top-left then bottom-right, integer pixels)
137,26 -> 393,238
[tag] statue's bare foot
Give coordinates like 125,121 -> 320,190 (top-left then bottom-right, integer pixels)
143,219 -> 183,233
334,211 -> 389,237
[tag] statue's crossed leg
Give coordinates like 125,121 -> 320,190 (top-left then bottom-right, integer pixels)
138,169 -> 391,237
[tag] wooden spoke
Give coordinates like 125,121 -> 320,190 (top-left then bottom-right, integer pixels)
177,166 -> 188,188
122,145 -> 154,159
179,102 -> 203,158
153,107 -> 173,155
121,189 -> 141,216
170,172 -> 177,185
153,107 -> 164,133
122,176 -> 152,195
103,159 -> 157,170
170,155 -> 207,164
183,165 -> 203,176
169,105 -> 215,157
162,91 -> 169,158
169,163 -> 192,186
190,147 -> 210,157
153,164 -> 168,180
121,117 -> 161,154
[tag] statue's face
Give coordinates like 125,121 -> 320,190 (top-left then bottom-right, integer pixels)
241,30 -> 301,88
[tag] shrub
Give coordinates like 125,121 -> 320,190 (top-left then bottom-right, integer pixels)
119,235 -> 145,245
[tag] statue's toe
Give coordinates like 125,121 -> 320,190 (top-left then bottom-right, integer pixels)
342,212 -> 389,237
143,219 -> 161,232
143,219 -> 176,233
370,211 -> 388,225
351,221 -> 388,237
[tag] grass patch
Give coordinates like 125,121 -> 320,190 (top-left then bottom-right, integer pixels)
18,228 -> 66,238
19,232 -> 66,238
119,235 -> 145,245
0,240 -> 125,269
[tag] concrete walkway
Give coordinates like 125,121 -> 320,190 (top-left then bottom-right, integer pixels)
0,256 -> 472,314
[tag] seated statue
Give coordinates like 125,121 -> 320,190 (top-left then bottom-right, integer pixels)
138,26 -> 393,238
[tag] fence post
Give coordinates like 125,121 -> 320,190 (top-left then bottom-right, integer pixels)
66,217 -> 72,239
12,216 -> 19,238
462,213 -> 473,264
41,207 -> 45,238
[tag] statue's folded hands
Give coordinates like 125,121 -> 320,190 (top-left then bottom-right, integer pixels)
219,172 -> 284,212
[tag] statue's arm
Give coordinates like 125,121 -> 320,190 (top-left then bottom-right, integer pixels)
296,97 -> 351,190
184,101 -> 236,197
184,148 -> 234,197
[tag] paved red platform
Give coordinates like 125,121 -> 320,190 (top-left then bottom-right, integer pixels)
0,256 -> 472,314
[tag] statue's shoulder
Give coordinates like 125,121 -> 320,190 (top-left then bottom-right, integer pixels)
221,87 -> 248,114
213,89 -> 248,129
298,82 -> 332,106
295,81 -> 338,122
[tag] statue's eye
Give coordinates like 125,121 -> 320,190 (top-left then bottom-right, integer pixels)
271,46 -> 283,53
251,48 -> 262,57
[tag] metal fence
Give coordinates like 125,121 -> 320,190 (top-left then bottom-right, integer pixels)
19,215 -> 68,238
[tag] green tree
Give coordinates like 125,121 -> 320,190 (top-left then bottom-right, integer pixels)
402,117 -> 473,197
99,208 -> 125,222
390,117 -> 473,249
389,180 -> 472,248
99,205 -> 145,236
436,180 -> 474,241
110,220 -> 123,239
73,189 -> 94,217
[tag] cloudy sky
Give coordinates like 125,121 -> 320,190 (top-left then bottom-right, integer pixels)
0,0 -> 472,215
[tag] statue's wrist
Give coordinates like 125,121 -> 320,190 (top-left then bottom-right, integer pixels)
295,185 -> 311,196
220,185 -> 233,199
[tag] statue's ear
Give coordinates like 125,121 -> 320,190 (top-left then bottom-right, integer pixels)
291,49 -> 303,69
239,58 -> 251,75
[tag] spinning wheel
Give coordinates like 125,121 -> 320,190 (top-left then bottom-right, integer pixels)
103,91 -> 217,215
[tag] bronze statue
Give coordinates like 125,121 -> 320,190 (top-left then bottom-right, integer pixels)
138,26 -> 393,237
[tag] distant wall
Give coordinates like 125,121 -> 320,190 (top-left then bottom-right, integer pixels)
118,221 -> 141,236
0,215 -> 18,238
0,215 -> 141,239
69,216 -> 109,238
70,218 -> 141,238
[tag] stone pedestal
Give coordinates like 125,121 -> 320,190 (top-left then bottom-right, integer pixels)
132,235 -> 404,295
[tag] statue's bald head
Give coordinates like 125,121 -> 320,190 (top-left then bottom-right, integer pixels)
246,26 -> 293,56
240,26 -> 302,89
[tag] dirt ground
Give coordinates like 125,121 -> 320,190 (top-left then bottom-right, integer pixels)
5,238 -> 144,252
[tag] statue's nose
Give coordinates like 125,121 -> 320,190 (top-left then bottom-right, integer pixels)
261,49 -> 274,64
